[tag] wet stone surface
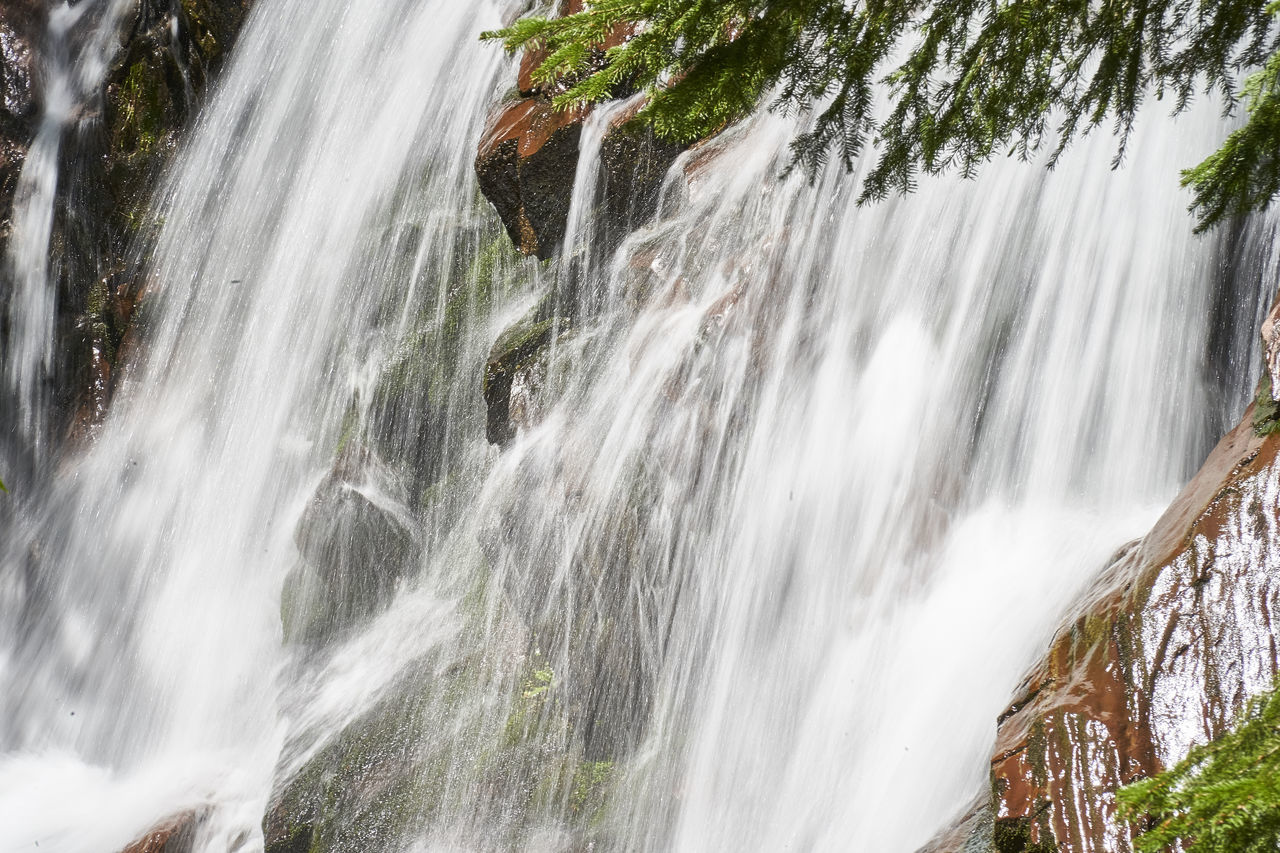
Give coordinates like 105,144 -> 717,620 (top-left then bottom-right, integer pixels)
119,809 -> 208,853
473,1 -> 689,262
988,411 -> 1280,852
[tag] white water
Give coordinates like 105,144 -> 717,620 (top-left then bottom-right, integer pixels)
0,0 -> 1274,851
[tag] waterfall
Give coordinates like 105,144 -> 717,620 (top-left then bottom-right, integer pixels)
0,0 -> 1272,850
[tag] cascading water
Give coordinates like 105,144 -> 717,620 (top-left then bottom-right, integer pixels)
0,0 -> 1274,851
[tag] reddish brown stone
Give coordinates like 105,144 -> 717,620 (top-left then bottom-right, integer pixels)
120,810 -> 205,853
989,407 -> 1280,852
475,97 -> 588,258
476,1 -> 681,262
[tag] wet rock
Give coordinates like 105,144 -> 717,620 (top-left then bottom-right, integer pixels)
1,0 -> 256,446
1255,295 -> 1280,435
0,0 -> 39,239
1262,298 -> 1280,401
988,397 -> 1280,851
597,99 -> 686,243
475,97 -> 589,259
474,98 -> 689,262
263,783 -> 319,853
119,809 -> 206,853
58,0 -> 254,439
482,299 -> 566,446
480,445 -> 666,762
474,3 -> 689,261
178,0 -> 254,77
100,0 -> 255,244
263,649 -> 575,853
282,446 -> 417,643
916,797 -> 994,853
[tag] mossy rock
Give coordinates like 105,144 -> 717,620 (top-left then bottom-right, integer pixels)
282,448 -> 417,645
482,299 -> 564,446
480,278 -> 584,450
263,642 -> 618,852
180,0 -> 253,74
360,222 -> 528,495
1254,370 -> 1280,436
992,816 -> 1057,853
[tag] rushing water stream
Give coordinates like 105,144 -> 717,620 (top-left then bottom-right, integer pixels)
0,0 -> 1276,851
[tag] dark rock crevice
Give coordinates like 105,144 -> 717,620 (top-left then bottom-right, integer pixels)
0,0 -> 255,454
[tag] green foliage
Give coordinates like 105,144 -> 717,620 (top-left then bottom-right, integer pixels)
483,0 -> 1280,228
0,478 -> 7,494
1118,681 -> 1280,852
1183,3 -> 1280,230
1253,371 -> 1280,435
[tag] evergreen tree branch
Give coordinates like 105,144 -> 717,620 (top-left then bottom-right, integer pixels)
482,0 -> 1280,229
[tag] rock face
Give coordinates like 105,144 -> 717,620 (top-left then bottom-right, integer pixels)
473,2 -> 685,261
281,446 -> 417,644
0,0 -> 38,241
64,0 -> 254,437
984,303 -> 1280,851
473,4 -> 723,448
0,0 -> 255,447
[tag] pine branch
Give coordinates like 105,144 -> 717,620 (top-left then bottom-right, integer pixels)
483,0 -> 1280,228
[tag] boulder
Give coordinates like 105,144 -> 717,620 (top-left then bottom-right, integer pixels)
987,306 -> 1280,851
474,3 -> 688,261
282,446 -> 417,644
482,300 -> 562,446
0,0 -> 39,239
596,99 -> 686,243
475,97 -> 589,260
119,809 -> 206,853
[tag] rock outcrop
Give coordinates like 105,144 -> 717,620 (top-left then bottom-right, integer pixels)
474,1 -> 685,261
979,299 -> 1280,852
119,810 -> 206,853
281,445 -> 418,644
64,0 -> 254,437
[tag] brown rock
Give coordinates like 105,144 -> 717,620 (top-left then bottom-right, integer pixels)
57,0 -> 256,439
473,94 -> 689,261
475,97 -> 590,259
989,404 -> 1280,851
119,810 -> 205,853
475,1 -> 691,261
